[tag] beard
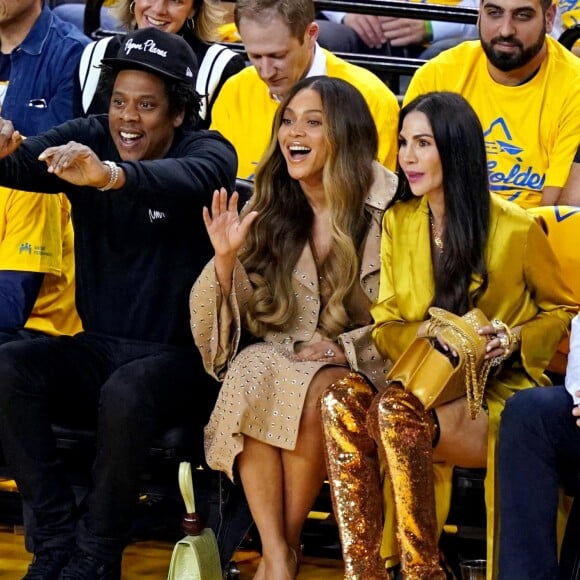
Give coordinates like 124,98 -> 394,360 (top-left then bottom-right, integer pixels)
480,23 -> 546,71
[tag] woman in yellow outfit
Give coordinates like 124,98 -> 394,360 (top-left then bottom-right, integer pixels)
320,91 -> 577,579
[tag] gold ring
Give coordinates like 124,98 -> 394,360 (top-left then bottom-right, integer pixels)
491,319 -> 513,348
491,319 -> 505,333
498,333 -> 510,349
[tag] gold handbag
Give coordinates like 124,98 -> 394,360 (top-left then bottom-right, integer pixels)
167,462 -> 222,580
386,307 -> 493,418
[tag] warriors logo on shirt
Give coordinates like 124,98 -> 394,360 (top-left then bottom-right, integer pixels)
559,0 -> 578,17
484,117 -> 545,203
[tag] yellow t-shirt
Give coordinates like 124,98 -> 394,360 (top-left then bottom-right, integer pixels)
404,37 -> 580,208
0,187 -> 81,336
211,48 -> 400,179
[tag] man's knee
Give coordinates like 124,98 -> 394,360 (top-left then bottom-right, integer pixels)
502,386 -> 571,440
505,386 -> 567,417
99,370 -> 153,419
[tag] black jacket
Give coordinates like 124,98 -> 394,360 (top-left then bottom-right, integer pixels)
0,115 -> 237,345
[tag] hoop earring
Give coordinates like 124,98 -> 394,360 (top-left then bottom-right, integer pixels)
129,1 -> 135,14
186,16 -> 195,32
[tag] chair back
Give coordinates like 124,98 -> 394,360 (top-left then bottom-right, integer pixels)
235,178 -> 254,206
527,205 -> 580,374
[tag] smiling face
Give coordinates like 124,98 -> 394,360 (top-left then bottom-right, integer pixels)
398,111 -> 444,203
239,12 -> 318,100
134,0 -> 194,33
479,0 -> 554,73
108,69 -> 184,161
278,88 -> 328,191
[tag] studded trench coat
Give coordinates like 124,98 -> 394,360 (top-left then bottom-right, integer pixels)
190,163 -> 397,480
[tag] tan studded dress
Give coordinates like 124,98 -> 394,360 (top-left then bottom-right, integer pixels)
190,163 -> 397,481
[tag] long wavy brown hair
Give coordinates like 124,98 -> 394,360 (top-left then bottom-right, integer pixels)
240,76 -> 378,339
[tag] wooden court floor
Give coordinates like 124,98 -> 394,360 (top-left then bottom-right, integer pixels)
0,476 -> 344,579
0,523 -> 344,579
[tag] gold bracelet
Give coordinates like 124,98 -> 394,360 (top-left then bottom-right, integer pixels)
510,329 -> 521,350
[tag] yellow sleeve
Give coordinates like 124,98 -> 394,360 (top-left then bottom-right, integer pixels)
518,220 -> 578,382
373,89 -> 400,171
209,82 -> 232,141
190,258 -> 255,380
544,81 -> 580,190
0,188 -> 64,275
402,65 -> 430,107
371,209 -> 424,360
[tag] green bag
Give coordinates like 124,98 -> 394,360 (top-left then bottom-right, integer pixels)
167,462 -> 223,580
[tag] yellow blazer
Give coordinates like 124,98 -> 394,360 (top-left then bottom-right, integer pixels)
370,194 -> 578,577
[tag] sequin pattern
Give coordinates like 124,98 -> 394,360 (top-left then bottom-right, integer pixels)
321,373 -> 389,579
370,387 -> 446,580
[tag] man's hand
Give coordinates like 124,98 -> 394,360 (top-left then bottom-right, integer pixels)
38,142 -> 110,188
343,14 -> 388,48
573,391 -> 580,427
541,185 -> 562,206
381,17 -> 429,47
0,118 -> 23,159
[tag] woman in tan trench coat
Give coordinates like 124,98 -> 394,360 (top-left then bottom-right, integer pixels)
190,76 -> 397,580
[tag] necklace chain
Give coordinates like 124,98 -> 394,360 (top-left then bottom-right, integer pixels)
429,214 -> 444,251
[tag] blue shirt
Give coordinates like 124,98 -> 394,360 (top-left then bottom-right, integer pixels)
0,4 -> 89,136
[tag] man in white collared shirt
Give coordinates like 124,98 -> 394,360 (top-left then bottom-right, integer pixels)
210,0 -> 400,180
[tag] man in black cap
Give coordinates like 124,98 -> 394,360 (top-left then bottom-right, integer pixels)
0,27 -> 236,580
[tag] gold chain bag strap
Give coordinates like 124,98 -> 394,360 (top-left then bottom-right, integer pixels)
386,307 -> 493,419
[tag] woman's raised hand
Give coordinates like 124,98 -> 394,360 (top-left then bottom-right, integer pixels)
203,188 -> 258,257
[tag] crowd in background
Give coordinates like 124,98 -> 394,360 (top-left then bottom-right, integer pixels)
0,0 -> 579,579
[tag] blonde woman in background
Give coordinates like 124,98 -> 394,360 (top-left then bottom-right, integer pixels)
75,0 -> 245,127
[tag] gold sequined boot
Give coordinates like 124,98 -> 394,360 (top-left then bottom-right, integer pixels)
369,385 -> 446,580
320,372 -> 388,579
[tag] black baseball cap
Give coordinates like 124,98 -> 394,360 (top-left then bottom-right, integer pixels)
102,28 -> 197,86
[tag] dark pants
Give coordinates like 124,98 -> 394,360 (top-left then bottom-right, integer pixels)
0,332 -> 216,563
498,386 -> 580,579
